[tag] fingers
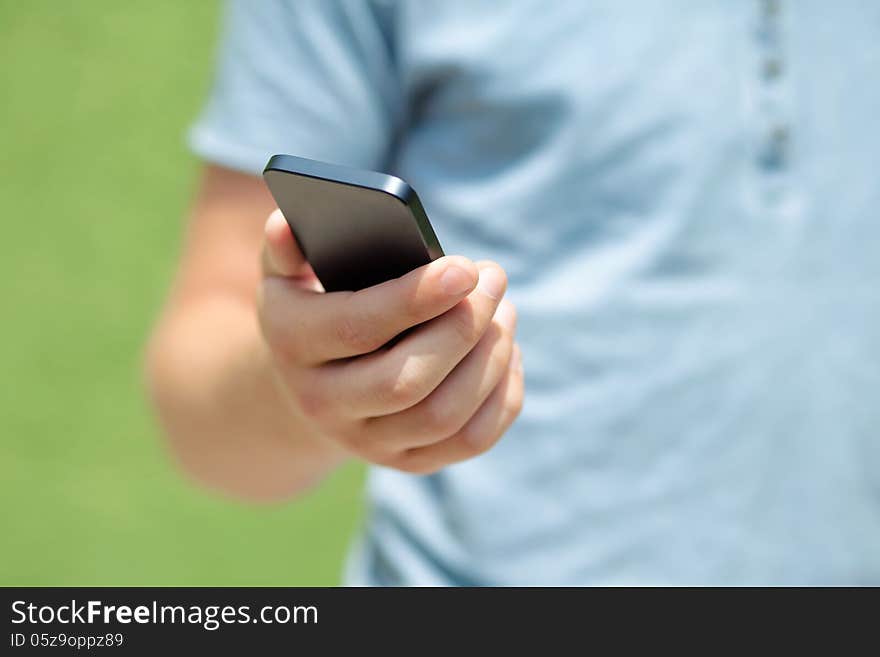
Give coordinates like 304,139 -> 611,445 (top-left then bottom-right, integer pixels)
313,263 -> 507,417
359,299 -> 517,449
261,209 -> 311,278
261,255 -> 482,365
258,202 -> 521,473
387,343 -> 525,474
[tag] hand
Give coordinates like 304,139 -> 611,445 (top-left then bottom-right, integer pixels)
257,209 -> 524,474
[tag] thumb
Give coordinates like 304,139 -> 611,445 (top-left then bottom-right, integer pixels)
261,209 -> 319,286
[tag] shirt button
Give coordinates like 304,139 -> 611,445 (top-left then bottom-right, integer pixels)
762,0 -> 781,18
758,125 -> 789,170
762,57 -> 783,80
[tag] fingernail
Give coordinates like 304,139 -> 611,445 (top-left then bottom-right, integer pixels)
266,209 -> 285,230
477,266 -> 506,300
440,265 -> 476,296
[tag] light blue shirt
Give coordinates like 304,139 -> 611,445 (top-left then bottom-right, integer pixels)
191,0 -> 880,585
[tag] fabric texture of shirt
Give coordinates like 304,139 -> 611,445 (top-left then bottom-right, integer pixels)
190,0 -> 880,585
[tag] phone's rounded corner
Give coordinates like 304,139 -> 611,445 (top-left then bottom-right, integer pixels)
380,176 -> 417,206
262,154 -> 287,177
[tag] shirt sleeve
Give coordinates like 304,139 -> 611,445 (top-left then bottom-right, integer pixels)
188,0 -> 402,175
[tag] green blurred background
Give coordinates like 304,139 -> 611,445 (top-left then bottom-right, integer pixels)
0,1 -> 365,585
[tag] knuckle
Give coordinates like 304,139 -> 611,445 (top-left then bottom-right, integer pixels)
398,289 -> 427,325
292,370 -> 342,423
335,310 -> 385,354
483,318 -> 505,342
447,304 -> 483,345
389,453 -> 440,476
293,382 -> 330,421
420,395 -> 462,439
490,301 -> 517,340
331,421 -> 394,461
381,365 -> 427,409
458,427 -> 496,456
489,333 -> 515,370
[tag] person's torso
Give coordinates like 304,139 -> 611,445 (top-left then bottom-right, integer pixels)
347,0 -> 880,585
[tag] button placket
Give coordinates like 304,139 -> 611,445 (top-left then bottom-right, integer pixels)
748,0 -> 802,227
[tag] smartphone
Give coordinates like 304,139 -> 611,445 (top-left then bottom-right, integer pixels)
263,154 -> 444,293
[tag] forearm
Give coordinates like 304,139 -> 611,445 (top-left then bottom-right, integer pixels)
145,294 -> 348,502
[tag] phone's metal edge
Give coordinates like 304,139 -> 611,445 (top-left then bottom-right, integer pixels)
400,185 -> 444,261
263,153 -> 444,261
